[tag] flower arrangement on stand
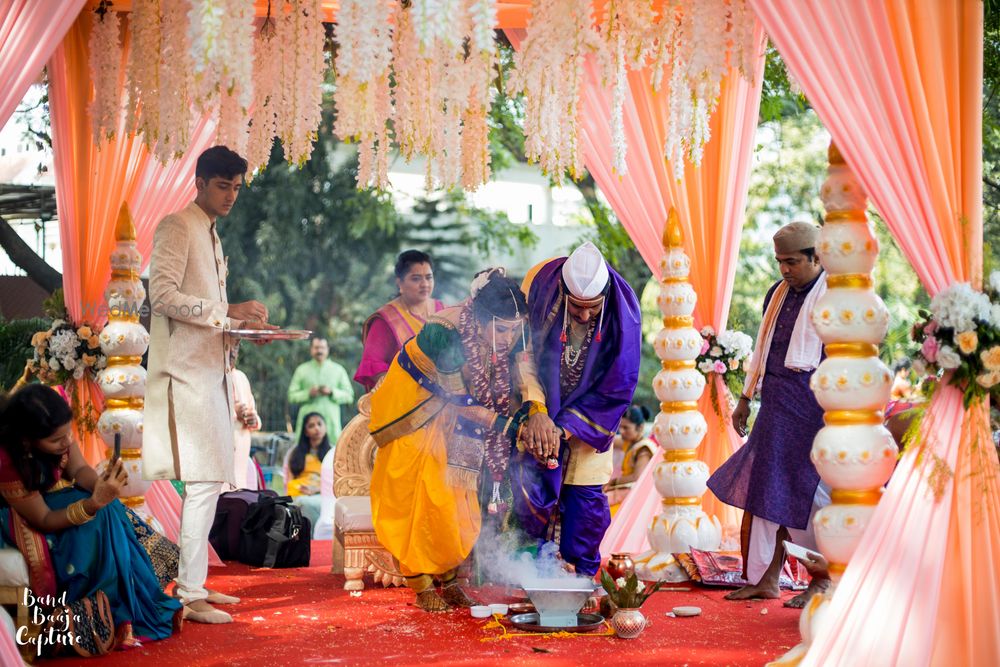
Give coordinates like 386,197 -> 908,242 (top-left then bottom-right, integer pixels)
600,570 -> 663,639
28,322 -> 107,386
23,293 -> 108,436
909,273 -> 1000,406
695,326 -> 753,420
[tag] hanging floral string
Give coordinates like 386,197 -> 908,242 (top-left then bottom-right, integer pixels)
88,1 -> 122,145
187,0 -> 255,153
662,0 -> 759,178
246,12 -> 282,173
156,0 -> 196,163
389,0 -> 496,191
508,0 -> 603,184
275,0 -> 326,166
332,0 -> 394,187
125,0 -> 162,145
600,0 -> 658,174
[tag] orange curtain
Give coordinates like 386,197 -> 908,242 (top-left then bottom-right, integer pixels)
749,1 -> 997,665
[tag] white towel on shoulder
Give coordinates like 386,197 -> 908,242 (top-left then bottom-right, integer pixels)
784,273 -> 826,372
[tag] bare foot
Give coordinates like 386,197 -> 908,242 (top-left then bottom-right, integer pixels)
724,581 -> 780,601
441,584 -> 478,608
783,576 -> 831,608
415,589 -> 450,612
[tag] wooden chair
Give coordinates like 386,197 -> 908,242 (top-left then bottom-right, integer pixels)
331,393 -> 403,591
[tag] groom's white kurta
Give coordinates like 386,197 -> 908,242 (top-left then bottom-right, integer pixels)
144,201 -> 236,485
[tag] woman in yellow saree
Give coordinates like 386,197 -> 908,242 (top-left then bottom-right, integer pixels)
369,269 -> 552,611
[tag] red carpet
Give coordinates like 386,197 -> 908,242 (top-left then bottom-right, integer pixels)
60,542 -> 801,667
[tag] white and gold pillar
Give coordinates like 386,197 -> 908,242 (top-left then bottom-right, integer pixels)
770,144 -> 895,665
635,208 -> 721,582
96,204 -> 154,517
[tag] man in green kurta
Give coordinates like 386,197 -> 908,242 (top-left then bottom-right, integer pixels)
287,337 -> 355,441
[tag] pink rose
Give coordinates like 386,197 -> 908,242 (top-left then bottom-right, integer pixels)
921,336 -> 939,363
924,320 -> 938,335
713,360 -> 727,374
700,338 -> 710,355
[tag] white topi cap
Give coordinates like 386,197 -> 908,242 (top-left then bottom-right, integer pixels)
562,242 -> 610,300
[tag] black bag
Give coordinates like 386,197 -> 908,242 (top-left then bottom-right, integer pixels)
209,489 -> 278,561
237,494 -> 311,568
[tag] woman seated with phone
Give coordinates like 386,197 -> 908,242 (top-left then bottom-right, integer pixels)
0,385 -> 182,657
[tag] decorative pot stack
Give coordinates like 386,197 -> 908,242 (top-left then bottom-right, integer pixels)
770,144 -> 896,665
96,204 -> 154,517
635,208 -> 721,582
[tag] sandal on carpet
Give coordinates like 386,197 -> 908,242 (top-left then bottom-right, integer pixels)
440,584 -> 478,608
415,589 -> 450,612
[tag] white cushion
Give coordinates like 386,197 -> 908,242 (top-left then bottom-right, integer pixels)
0,547 -> 30,587
334,495 -> 374,533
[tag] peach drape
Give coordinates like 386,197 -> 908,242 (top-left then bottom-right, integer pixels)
49,12 -> 216,464
580,32 -> 766,555
750,1 -> 998,665
506,20 -> 765,554
0,0 -> 85,127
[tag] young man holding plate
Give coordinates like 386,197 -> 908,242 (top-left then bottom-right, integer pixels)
144,146 -> 276,624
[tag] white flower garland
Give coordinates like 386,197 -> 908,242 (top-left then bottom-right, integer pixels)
188,0 -> 255,152
273,0 -> 326,166
386,0 -> 495,191
508,0 -> 603,183
333,0 -> 394,187
88,5 -> 122,145
246,18 -> 282,174
662,0 -> 758,177
126,0 -> 162,144
601,0 -> 659,174
156,0 -> 196,163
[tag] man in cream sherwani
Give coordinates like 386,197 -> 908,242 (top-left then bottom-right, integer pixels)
145,146 -> 274,624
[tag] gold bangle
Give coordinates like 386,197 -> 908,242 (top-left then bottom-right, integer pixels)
67,500 -> 96,526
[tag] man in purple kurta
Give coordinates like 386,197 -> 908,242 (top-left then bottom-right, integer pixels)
707,222 -> 830,607
511,243 -> 642,576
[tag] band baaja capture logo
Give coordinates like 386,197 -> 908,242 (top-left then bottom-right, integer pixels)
15,589 -> 82,657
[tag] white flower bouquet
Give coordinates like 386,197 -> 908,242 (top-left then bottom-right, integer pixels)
910,272 -> 1000,406
27,319 -> 107,386
696,325 -> 754,399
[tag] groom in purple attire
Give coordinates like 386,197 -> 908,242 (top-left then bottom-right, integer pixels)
511,243 -> 641,576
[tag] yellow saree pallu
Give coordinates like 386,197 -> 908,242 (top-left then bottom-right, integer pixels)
369,338 -> 489,577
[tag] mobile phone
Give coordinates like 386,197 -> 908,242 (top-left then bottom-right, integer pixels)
111,433 -> 121,466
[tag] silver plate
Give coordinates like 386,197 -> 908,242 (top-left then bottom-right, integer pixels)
228,329 -> 312,341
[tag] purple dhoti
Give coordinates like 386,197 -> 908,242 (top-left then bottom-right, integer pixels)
707,279 -> 824,530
